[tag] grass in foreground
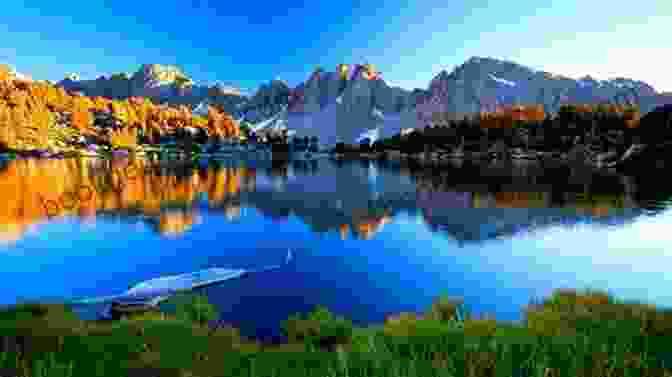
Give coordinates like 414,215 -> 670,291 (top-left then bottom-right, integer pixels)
1,289 -> 672,376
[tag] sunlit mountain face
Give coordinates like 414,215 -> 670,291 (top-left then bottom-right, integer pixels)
0,157 -> 665,246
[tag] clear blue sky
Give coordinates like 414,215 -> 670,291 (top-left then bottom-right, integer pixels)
1,0 -> 669,93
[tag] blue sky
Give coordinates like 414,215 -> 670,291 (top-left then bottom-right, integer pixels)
1,0 -> 669,94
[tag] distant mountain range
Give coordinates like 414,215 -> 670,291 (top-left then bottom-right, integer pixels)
56,57 -> 672,146
57,64 -> 248,110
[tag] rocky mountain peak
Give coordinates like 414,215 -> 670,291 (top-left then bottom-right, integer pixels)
350,63 -> 380,81
0,65 -> 33,82
137,63 -> 182,77
462,56 -> 507,69
132,64 -> 192,87
269,78 -> 289,88
64,73 -> 81,82
579,75 -> 598,82
466,56 -> 485,64
308,67 -> 324,82
429,70 -> 451,87
209,83 -> 243,97
109,72 -> 131,81
337,64 -> 350,80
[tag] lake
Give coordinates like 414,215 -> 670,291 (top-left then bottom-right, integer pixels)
0,156 -> 671,342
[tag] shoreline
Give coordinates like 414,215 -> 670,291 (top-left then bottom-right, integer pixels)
1,142 -> 664,177
331,149 -> 623,172
2,288 -> 672,376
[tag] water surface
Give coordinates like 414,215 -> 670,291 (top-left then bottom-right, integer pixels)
0,157 -> 671,341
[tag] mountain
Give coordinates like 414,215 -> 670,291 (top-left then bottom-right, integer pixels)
244,64 -> 421,146
0,64 -> 33,82
416,56 -> 671,121
57,64 -> 246,109
56,57 -> 672,147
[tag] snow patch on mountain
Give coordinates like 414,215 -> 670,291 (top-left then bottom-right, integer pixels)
356,128 -> 379,145
211,83 -> 244,96
371,107 -> 385,120
488,74 -> 516,87
250,110 -> 288,133
12,70 -> 32,82
287,103 -> 340,146
373,109 -> 420,140
608,79 -> 636,89
245,99 -> 415,149
193,101 -> 210,117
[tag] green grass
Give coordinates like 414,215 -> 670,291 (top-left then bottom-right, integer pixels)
1,289 -> 672,376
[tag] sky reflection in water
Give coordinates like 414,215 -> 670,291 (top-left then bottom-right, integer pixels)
0,157 -> 670,340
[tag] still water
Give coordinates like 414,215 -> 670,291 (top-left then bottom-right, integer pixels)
0,157 -> 671,341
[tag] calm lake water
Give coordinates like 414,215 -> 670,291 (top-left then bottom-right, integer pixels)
0,156 -> 671,341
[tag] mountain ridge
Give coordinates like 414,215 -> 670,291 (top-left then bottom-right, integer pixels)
55,56 -> 672,110
53,57 -> 672,146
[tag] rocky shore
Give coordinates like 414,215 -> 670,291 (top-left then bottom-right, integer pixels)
331,142 -> 666,174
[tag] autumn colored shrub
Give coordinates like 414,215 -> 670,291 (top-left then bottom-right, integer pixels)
108,126 -> 138,150
523,288 -> 672,342
70,97 -> 94,133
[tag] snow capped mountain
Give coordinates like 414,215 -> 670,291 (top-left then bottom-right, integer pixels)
0,64 -> 33,82
54,57 -> 672,148
245,64 -> 418,147
418,56 -> 670,116
57,64 -> 246,108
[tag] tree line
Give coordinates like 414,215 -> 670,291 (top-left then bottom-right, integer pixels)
342,104 -> 671,154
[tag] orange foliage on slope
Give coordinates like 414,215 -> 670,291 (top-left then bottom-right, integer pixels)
558,104 -> 642,129
206,105 -> 239,138
108,126 -> 138,149
479,105 -> 545,129
0,75 -> 241,151
0,65 -> 12,83
71,96 -> 94,133
0,81 -> 53,150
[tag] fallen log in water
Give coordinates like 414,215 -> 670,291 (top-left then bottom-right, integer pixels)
68,249 -> 294,317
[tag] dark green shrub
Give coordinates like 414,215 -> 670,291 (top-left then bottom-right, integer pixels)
158,293 -> 218,326
0,303 -> 80,323
281,306 -> 353,350
424,296 -> 468,322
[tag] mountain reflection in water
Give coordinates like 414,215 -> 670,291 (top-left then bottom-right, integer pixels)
0,157 -> 668,245
2,156 -> 672,341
